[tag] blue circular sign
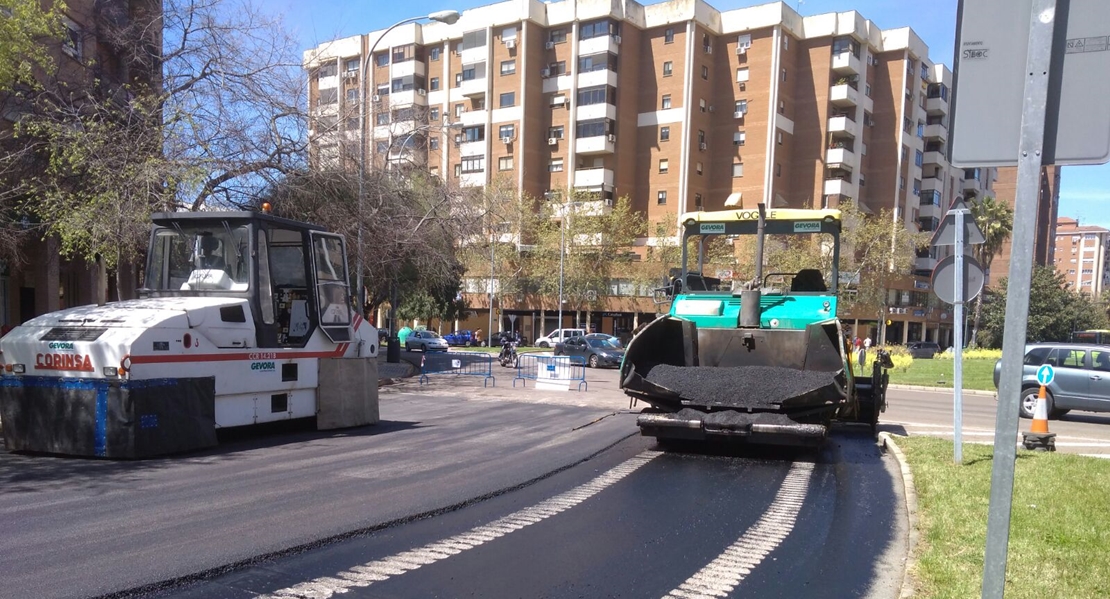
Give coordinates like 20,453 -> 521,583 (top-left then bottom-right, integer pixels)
1036,364 -> 1055,386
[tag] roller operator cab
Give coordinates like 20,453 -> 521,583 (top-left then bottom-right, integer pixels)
620,207 -> 891,447
0,211 -> 380,458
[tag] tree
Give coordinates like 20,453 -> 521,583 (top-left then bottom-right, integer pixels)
968,195 -> 1014,347
979,266 -> 1110,347
0,0 -> 63,92
16,0 -> 307,295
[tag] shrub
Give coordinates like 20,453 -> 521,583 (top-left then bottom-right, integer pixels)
859,345 -> 914,372
935,348 -> 1002,361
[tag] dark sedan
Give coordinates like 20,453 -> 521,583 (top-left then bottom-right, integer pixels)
554,336 -> 625,368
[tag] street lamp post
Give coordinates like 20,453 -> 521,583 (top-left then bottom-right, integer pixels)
356,10 -> 459,363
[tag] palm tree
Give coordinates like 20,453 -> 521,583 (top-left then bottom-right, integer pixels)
969,195 -> 1014,347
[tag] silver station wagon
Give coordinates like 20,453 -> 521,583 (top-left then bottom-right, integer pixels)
993,343 -> 1110,419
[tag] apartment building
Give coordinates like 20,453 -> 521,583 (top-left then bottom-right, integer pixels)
1053,217 -> 1110,296
305,0 -> 982,346
983,165 -> 1060,288
0,0 -> 159,327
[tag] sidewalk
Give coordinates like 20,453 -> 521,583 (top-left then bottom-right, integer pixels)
377,352 -> 416,383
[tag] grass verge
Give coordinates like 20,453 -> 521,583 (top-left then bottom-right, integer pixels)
889,358 -> 997,391
897,436 -> 1110,598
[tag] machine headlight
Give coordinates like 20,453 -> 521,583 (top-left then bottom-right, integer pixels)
11,364 -> 25,374
103,367 -> 119,377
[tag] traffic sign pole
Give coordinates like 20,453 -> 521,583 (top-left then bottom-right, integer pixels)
953,209 -> 966,464
981,0 -> 1062,597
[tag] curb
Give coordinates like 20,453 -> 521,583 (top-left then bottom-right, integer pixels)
879,432 -> 920,599
888,384 -> 997,397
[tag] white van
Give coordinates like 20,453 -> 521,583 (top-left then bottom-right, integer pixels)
535,328 -> 586,348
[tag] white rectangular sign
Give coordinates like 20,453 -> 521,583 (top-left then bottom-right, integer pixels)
951,0 -> 1110,166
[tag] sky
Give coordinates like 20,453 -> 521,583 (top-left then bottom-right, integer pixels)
260,0 -> 1110,227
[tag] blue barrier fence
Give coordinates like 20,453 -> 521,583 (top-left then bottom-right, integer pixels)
513,353 -> 587,391
419,351 -> 495,387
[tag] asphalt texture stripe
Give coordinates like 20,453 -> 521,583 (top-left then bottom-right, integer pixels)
255,450 -> 662,599
661,461 -> 816,599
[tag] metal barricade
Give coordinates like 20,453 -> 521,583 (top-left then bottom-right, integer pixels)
513,353 -> 588,391
419,351 -> 495,387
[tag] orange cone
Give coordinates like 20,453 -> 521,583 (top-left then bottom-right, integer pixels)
1022,385 -> 1056,451
1030,386 -> 1050,434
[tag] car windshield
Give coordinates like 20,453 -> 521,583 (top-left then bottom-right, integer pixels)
587,338 -> 620,349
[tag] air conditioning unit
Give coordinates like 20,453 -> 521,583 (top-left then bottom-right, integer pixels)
733,111 -> 743,118
738,82 -> 746,91
607,134 -> 616,143
708,105 -> 715,113
704,45 -> 712,54
501,136 -> 513,144
699,142 -> 707,151
342,71 -> 357,79
454,134 -> 463,143
541,67 -> 551,77
613,35 -> 622,45
505,39 -> 516,49
372,94 -> 381,102
547,137 -> 558,145
736,45 -> 748,55
417,88 -> 427,96
546,41 -> 555,50
604,198 -> 613,206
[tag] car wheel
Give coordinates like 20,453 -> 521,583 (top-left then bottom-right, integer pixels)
589,354 -> 599,368
1019,387 -> 1054,419
538,341 -> 549,348
421,343 -> 428,353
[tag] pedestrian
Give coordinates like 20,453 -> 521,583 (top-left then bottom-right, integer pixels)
853,337 -> 861,351
860,336 -> 871,366
474,328 -> 483,347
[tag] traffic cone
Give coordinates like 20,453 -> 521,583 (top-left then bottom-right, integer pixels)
1022,385 -> 1056,451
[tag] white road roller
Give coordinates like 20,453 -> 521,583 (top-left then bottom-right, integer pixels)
0,210 -> 379,458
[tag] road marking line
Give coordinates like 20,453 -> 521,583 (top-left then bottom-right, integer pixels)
256,451 -> 662,599
661,462 -> 815,599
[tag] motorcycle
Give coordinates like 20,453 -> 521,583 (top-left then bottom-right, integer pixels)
498,339 -> 519,368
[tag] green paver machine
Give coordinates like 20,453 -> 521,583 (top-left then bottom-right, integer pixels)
620,206 -> 891,446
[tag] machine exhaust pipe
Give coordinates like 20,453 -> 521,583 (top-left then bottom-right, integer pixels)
739,203 -> 766,328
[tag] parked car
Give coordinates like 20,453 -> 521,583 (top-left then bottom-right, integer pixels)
535,328 -> 586,348
907,341 -> 941,359
555,335 -> 625,368
443,330 -> 473,346
584,333 -> 623,348
993,343 -> 1110,418
404,330 -> 449,352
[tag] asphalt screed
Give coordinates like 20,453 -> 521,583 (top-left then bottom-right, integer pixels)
645,364 -> 836,408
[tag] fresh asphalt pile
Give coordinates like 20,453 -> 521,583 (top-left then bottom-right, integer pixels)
644,365 -> 835,408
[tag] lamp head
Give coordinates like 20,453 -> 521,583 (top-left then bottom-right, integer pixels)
427,10 -> 460,24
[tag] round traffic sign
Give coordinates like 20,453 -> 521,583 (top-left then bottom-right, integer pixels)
1036,364 -> 1055,386
931,254 -> 985,305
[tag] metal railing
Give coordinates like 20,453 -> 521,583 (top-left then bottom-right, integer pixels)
512,353 -> 587,391
419,351 -> 495,387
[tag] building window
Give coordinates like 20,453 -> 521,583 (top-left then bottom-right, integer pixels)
900,176 -> 906,190
777,132 -> 783,145
550,29 -> 567,44
548,61 -> 567,76
548,125 -> 564,139
699,99 -> 706,113
501,60 -> 516,75
502,26 -> 518,41
701,65 -> 709,80
859,174 -> 865,187
735,100 -> 748,116
663,61 -> 673,77
429,137 -> 439,150
917,121 -> 925,138
499,124 -> 515,139
578,85 -> 611,106
462,125 -> 485,142
430,107 -> 440,121
736,68 -> 749,82
913,179 -> 922,196
344,58 -> 359,73
346,88 -> 358,103
319,88 -> 338,104
660,95 -> 671,110
454,164 -> 462,177
499,156 -> 514,171
781,67 -> 787,82
657,190 -> 667,204
695,193 -> 703,208
698,130 -> 705,145
734,131 -> 745,146
580,19 -> 615,40
659,159 -> 669,174
778,100 -> 784,115
429,166 -> 439,177
460,29 -> 488,51
733,163 -> 744,178
664,28 -> 674,44
737,34 -> 752,50
660,126 -> 670,141
375,111 -> 389,125
375,53 -> 389,67
461,156 -> 485,173
904,117 -> 913,133
696,162 -> 703,175
430,47 -> 441,61
549,157 -> 564,172
376,83 -> 389,97
316,62 -> 338,78
865,83 -> 871,97
915,150 -> 923,167
775,163 -> 782,177
430,77 -> 440,91
783,36 -> 789,50
864,112 -> 874,127
500,92 -> 516,108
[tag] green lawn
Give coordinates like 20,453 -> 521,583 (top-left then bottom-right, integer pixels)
897,436 -> 1110,598
889,358 -> 997,391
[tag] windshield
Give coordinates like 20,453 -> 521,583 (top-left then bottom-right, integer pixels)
679,231 -> 836,295
587,338 -> 620,349
147,224 -> 251,292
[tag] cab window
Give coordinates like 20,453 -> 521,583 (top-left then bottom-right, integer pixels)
1048,348 -> 1086,369
1023,347 -> 1051,366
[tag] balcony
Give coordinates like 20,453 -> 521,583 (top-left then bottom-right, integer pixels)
457,76 -> 487,98
829,83 -> 859,107
389,90 -> 428,108
824,176 -> 857,197
577,68 -> 618,89
828,114 -> 858,138
918,202 -> 942,219
924,123 -> 947,141
578,34 -> 621,56
921,176 -> 942,192
962,177 -> 983,193
826,147 -> 856,170
572,167 -> 614,188
925,95 -> 948,115
576,102 -> 617,121
576,134 -> 616,155
923,150 -> 946,166
831,51 -> 862,76
915,256 -> 939,271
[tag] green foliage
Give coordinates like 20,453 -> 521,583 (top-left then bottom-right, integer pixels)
979,266 -> 1110,347
968,195 -> 1015,347
934,348 -> 1002,361
0,0 -> 64,91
